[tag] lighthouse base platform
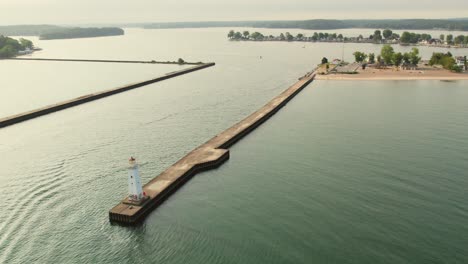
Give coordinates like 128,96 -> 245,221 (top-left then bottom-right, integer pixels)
122,196 -> 150,206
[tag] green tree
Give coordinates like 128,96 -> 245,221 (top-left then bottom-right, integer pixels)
321,57 -> 328,64
0,36 -> 33,58
429,52 -> 455,70
380,45 -> 395,65
279,33 -> 285,41
439,34 -> 445,41
233,32 -> 242,40
0,45 -> 17,58
421,34 -> 432,41
312,32 -> 319,41
446,34 -> 453,44
373,30 -> 383,42
243,31 -> 250,39
451,65 -> 463,73
337,34 -> 343,40
177,58 -> 185,64
454,35 -> 465,45
392,52 -> 404,67
227,30 -> 235,39
353,51 -> 368,63
250,32 -> 264,41
19,38 -> 33,49
400,32 -> 411,43
296,33 -> 304,40
368,53 -> 375,64
383,29 -> 393,40
285,32 -> 293,41
403,53 -> 411,64
409,48 -> 421,65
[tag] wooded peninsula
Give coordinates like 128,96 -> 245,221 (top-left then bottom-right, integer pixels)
227,29 -> 468,48
39,27 -> 124,40
0,26 -> 124,40
0,36 -> 34,58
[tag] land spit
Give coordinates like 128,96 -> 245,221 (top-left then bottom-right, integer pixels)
5,57 -> 204,65
109,71 -> 316,225
316,67 -> 468,81
0,63 -> 215,128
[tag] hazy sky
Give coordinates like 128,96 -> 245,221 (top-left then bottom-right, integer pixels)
0,0 -> 467,25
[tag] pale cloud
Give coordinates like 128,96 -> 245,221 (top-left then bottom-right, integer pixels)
0,0 -> 466,25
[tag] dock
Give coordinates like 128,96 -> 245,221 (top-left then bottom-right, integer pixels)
109,71 -> 317,225
0,63 -> 215,128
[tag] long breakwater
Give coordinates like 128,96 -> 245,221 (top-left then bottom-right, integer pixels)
0,63 -> 215,128
109,71 -> 316,225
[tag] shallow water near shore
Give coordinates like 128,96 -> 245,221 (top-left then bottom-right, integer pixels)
0,28 -> 468,263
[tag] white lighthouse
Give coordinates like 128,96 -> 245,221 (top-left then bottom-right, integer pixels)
128,157 -> 145,202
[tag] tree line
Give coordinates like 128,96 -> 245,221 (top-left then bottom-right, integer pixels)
351,46 -> 465,72
429,52 -> 466,72
227,29 -> 468,46
352,45 -> 421,67
39,27 -> 124,40
0,35 -> 34,58
146,19 -> 468,31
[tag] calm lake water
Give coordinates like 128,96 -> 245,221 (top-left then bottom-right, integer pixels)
0,28 -> 467,263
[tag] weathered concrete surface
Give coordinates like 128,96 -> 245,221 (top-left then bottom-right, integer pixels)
109,71 -> 316,225
0,63 -> 215,129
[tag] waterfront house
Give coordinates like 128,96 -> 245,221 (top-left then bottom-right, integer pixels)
17,48 -> 33,55
455,56 -> 466,70
428,39 -> 443,45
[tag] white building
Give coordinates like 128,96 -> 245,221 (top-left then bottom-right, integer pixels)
456,56 -> 466,70
128,157 -> 145,202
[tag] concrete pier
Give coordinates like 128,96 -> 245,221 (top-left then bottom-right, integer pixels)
5,57 -> 204,65
0,63 -> 215,129
109,71 -> 316,225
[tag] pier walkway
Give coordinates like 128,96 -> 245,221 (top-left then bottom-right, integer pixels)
0,63 -> 215,128
5,57 -> 204,65
109,71 -> 317,225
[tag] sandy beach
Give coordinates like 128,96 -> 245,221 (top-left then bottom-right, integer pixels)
316,67 -> 468,81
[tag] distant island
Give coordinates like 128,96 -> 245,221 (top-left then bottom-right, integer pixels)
0,36 -> 35,58
39,27 -> 124,40
0,25 -> 124,40
0,25 -> 62,36
142,19 -> 468,31
227,29 -> 468,48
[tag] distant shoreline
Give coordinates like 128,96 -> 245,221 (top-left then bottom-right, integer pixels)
141,19 -> 468,31
0,26 -> 124,40
2,19 -> 468,36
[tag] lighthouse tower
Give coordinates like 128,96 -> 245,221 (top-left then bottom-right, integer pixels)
128,157 -> 145,202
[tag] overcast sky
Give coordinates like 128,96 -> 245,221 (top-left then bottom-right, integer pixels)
0,0 -> 467,25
